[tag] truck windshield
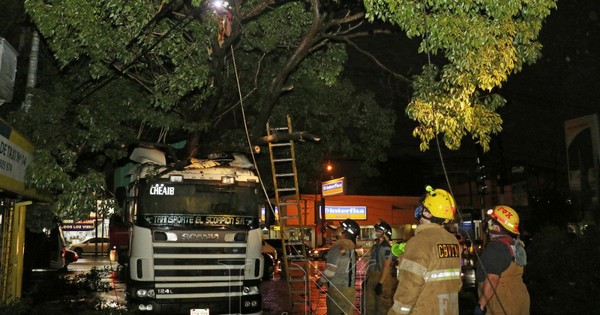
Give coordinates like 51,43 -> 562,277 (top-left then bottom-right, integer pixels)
137,181 -> 259,217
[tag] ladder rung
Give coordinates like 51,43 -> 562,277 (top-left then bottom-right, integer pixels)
287,265 -> 306,270
275,173 -> 295,177
273,158 -> 293,162
280,215 -> 300,220
271,143 -> 291,147
270,127 -> 289,131
277,188 -> 296,192
289,278 -> 307,283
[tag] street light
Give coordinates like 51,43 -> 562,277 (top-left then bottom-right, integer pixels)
316,160 -> 334,246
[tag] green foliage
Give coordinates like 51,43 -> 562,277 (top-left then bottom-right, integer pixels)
526,225 -> 600,314
72,266 -> 114,293
364,0 -> 557,151
17,0 -> 395,220
16,0 -> 558,221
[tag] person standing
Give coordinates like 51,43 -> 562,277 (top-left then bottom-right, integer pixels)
474,205 -> 529,315
317,218 -> 360,315
363,220 -> 395,315
388,186 -> 462,315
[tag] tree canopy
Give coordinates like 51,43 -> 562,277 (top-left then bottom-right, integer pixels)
364,0 -> 557,151
15,0 -> 395,218
7,0 -> 556,219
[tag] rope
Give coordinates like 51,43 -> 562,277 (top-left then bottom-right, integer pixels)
424,0 -> 507,310
228,45 -> 278,226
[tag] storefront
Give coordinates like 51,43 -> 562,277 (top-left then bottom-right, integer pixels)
262,194 -> 421,248
0,117 -> 51,302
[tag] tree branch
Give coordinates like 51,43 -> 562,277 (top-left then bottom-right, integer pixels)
253,0 -> 324,135
341,37 -> 411,83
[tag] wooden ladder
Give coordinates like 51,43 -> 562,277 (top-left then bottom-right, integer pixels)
267,115 -> 312,314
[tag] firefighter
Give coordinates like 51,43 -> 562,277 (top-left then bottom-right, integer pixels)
475,205 -> 529,315
363,219 -> 395,314
317,218 -> 359,315
388,186 -> 462,315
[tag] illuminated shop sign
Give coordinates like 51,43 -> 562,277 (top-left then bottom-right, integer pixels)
62,219 -> 96,231
324,206 -> 367,220
322,177 -> 346,197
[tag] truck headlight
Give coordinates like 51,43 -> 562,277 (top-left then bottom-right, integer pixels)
221,176 -> 235,184
242,286 -> 259,295
138,304 -> 154,311
136,288 -> 156,298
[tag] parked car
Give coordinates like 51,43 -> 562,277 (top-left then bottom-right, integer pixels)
310,243 -> 369,260
461,264 -> 476,289
309,244 -> 331,260
263,239 -> 312,262
63,249 -> 79,269
285,243 -> 312,261
457,239 -> 480,290
461,252 -> 477,289
355,245 -> 369,257
25,226 -> 66,270
68,237 -> 110,256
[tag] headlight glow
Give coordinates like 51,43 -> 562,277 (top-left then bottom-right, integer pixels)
242,286 -> 259,295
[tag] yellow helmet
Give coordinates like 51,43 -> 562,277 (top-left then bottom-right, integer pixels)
419,186 -> 456,222
488,205 -> 520,235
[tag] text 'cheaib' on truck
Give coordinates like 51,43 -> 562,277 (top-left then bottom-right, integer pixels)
117,145 -> 263,314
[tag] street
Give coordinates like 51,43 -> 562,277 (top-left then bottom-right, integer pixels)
59,255 -> 476,314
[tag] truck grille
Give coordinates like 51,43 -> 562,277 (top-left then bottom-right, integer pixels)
149,231 -> 256,300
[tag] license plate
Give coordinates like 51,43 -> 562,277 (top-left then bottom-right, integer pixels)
190,309 -> 209,315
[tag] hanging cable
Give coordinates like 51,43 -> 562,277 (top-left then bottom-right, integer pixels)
422,0 -> 508,312
228,45 -> 278,226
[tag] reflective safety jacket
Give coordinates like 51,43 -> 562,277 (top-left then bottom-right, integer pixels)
389,224 -> 462,315
478,238 -> 530,315
322,238 -> 356,288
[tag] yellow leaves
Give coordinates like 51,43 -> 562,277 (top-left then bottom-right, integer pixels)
407,77 -> 505,152
365,0 -> 556,152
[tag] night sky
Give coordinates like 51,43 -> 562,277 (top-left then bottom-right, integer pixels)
342,0 -> 599,196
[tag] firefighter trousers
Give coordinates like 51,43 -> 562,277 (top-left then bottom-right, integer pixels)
327,285 -> 356,315
362,271 -> 396,315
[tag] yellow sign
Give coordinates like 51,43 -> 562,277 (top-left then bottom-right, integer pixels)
324,206 -> 367,220
0,117 -> 50,201
322,177 -> 346,197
